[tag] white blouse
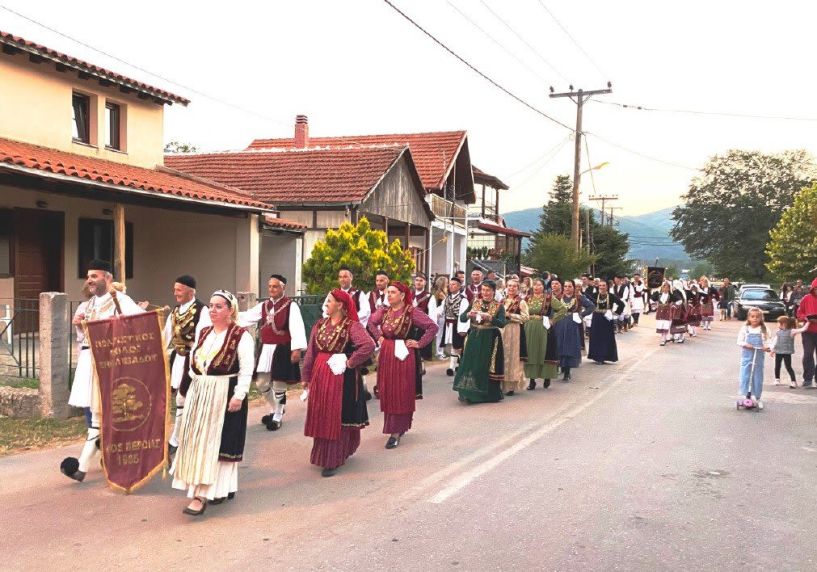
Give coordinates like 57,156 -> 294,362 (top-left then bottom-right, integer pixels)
190,328 -> 256,400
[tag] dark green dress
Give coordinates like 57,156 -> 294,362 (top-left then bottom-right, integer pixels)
453,298 -> 507,403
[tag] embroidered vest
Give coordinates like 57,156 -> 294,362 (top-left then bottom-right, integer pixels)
315,317 -> 352,353
444,292 -> 464,322
369,289 -> 387,312
504,296 -> 522,315
469,298 -> 501,327
381,306 -> 414,339
171,299 -> 206,355
413,290 -> 431,313
191,324 -> 246,376
259,296 -> 293,345
527,294 -> 551,317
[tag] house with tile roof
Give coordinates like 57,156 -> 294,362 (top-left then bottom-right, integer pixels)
0,30 -> 304,308
168,115 -> 443,287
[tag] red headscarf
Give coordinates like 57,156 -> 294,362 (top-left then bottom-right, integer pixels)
390,280 -> 413,307
811,277 -> 817,292
329,289 -> 359,322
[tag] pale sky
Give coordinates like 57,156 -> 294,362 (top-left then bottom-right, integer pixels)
4,0 -> 817,216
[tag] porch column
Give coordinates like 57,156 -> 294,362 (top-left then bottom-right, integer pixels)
384,216 -> 389,242
425,227 -> 432,278
39,292 -> 71,419
405,223 -> 411,249
113,204 -> 126,283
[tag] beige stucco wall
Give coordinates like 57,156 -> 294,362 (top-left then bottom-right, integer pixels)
0,54 -> 165,169
0,184 -> 261,305
259,233 -> 303,296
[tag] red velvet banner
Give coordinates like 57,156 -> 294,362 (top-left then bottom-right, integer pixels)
85,310 -> 169,493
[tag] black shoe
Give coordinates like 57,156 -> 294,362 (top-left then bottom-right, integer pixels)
363,389 -> 373,401
227,492 -> 236,500
266,419 -> 282,431
183,499 -> 207,516
446,368 -> 454,376
505,390 -> 515,396
386,436 -> 400,449
60,457 -> 85,482
321,468 -> 337,477
527,379 -> 536,390
543,379 -> 551,389
563,373 -> 571,382
261,414 -> 272,426
208,497 -> 226,505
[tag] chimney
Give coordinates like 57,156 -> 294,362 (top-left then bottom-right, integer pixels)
294,114 -> 309,148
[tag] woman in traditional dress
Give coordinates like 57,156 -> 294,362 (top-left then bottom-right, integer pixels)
172,290 -> 255,516
588,280 -> 625,364
524,278 -> 567,389
670,280 -> 689,343
368,281 -> 437,449
302,289 -> 375,477
553,279 -> 595,381
430,275 -> 449,359
698,276 -> 716,330
501,278 -> 529,396
686,283 -> 702,337
651,281 -> 675,346
453,281 -> 507,403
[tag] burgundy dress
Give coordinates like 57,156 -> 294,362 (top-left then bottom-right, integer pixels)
368,305 -> 438,434
302,317 -> 375,470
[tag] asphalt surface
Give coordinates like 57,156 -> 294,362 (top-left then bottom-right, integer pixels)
3,316 -> 817,571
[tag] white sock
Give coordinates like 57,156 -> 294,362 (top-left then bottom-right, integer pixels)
78,427 -> 100,473
169,392 -> 185,447
449,356 -> 457,370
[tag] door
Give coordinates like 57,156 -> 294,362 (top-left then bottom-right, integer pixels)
13,209 -> 64,331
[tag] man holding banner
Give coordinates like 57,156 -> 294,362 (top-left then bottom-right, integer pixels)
62,259 -> 148,484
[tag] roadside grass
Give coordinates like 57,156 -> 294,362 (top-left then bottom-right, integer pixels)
0,416 -> 87,456
0,377 -> 39,389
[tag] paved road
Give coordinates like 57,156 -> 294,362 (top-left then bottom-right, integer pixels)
3,316 -> 817,571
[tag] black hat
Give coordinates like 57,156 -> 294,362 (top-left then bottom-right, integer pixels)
414,271 -> 427,280
450,276 -> 462,284
175,275 -> 196,289
88,259 -> 112,273
269,274 -> 287,284
482,279 -> 497,291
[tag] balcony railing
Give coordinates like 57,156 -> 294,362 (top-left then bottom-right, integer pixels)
427,194 -> 466,221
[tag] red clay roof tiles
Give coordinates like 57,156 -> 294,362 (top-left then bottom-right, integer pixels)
0,137 -> 268,210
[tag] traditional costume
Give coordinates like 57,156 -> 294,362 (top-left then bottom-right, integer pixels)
630,280 -> 646,325
553,293 -> 595,380
412,285 -> 434,361
686,286 -> 702,337
368,282 -> 437,447
62,260 -> 145,483
368,287 -> 389,314
651,286 -> 676,346
164,276 -> 210,452
465,281 -> 482,303
501,294 -> 529,394
524,293 -> 567,388
438,283 -> 470,376
303,290 -> 375,475
172,290 -> 255,502
453,292 -> 506,403
670,281 -> 689,343
587,291 -> 625,364
698,284 -> 717,330
613,282 -> 632,332
430,288 -> 446,359
239,282 -> 307,431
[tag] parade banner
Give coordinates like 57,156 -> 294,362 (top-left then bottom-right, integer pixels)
85,310 -> 169,493
647,267 -> 666,289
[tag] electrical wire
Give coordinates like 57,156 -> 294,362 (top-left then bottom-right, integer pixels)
535,0 -> 609,80
597,99 -> 817,123
584,132 -> 699,171
0,4 -> 292,127
583,137 -> 599,195
509,137 -> 572,187
444,0 -> 550,85
504,134 -> 573,178
382,0 -> 574,132
477,0 -> 569,84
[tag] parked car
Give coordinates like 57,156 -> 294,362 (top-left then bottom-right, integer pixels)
738,283 -> 771,295
733,288 -> 786,321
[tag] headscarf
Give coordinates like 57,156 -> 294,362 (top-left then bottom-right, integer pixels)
390,280 -> 413,307
212,289 -> 238,321
329,288 -> 359,322
811,277 -> 817,293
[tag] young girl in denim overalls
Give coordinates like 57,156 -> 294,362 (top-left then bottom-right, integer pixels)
737,307 -> 771,409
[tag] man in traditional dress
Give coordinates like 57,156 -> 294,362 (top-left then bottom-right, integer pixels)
612,276 -> 632,333
465,269 -> 484,303
438,276 -> 470,375
61,260 -> 145,483
368,270 -> 390,314
630,274 -> 646,324
239,274 -> 306,431
164,275 -> 210,456
412,272 -> 434,362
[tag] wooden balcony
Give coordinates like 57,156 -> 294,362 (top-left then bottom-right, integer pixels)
427,193 -> 467,221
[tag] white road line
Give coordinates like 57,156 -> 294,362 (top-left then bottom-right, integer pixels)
427,348 -> 659,504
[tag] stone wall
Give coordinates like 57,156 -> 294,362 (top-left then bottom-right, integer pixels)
0,386 -> 40,418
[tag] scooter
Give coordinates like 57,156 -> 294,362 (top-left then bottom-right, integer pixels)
736,347 -> 761,411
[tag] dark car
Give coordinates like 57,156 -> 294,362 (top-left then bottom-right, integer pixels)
734,288 -> 787,321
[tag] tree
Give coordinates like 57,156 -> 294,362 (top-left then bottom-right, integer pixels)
671,149 -> 817,281
523,232 -> 596,280
766,183 -> 817,281
164,140 -> 200,153
592,225 -> 631,278
531,174 -> 573,240
302,217 -> 415,294
690,260 -> 715,280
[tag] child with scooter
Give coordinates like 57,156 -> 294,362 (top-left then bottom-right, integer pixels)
736,307 -> 771,410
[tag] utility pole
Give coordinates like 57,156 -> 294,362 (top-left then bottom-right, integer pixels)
608,206 -> 623,227
549,83 -> 612,253
588,194 -> 618,227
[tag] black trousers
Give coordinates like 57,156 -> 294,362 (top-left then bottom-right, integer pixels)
775,354 -> 796,381
802,332 -> 817,383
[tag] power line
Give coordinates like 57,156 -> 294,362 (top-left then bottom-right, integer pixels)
510,137 -> 572,187
583,137 -> 599,195
505,134 -> 573,178
584,132 -> 699,171
535,0 -> 609,80
477,0 -> 569,84
444,0 -> 549,85
597,99 -> 817,123
0,4 -> 292,127
382,0 -> 574,131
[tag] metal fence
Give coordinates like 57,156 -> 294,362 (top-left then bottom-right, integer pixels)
0,298 -> 39,380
